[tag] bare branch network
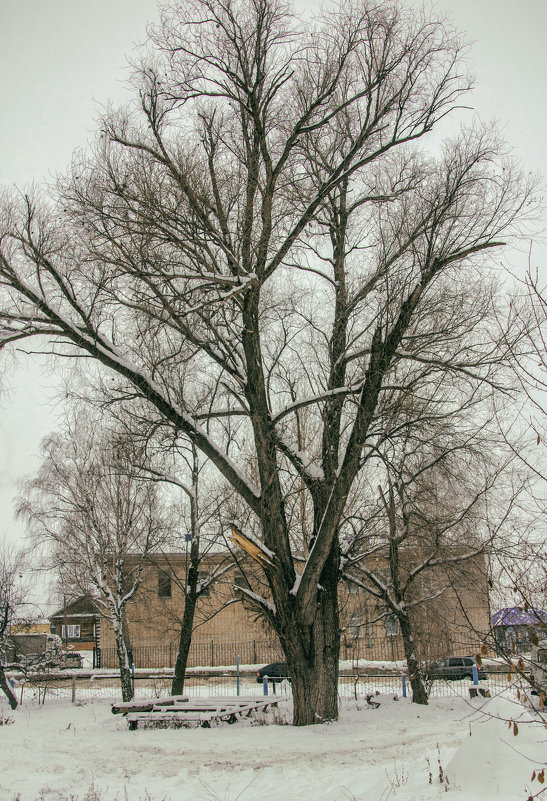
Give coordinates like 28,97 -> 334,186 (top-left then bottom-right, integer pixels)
0,0 -> 539,724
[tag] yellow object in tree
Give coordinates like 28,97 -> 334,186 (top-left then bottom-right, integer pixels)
229,527 -> 275,567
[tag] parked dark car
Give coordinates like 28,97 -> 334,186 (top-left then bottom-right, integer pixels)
60,652 -> 83,669
256,662 -> 290,684
426,656 -> 487,681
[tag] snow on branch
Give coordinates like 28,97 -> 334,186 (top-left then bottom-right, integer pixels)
275,434 -> 324,483
237,586 -> 277,619
22,291 -> 262,511
194,562 -> 234,596
342,568 -> 389,599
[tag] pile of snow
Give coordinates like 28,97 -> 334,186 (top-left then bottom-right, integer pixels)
1,688 -> 543,800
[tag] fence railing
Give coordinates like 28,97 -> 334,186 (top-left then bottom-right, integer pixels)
96,634 -> 486,669
2,668 -> 519,708
97,639 -> 285,669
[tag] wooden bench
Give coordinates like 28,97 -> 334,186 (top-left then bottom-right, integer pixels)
127,707 -> 241,729
111,695 -> 188,715
158,696 -> 285,710
125,695 -> 289,729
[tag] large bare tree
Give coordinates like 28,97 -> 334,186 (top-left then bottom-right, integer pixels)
0,0 -> 536,723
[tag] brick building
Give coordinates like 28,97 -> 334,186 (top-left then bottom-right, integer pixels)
97,549 -> 490,668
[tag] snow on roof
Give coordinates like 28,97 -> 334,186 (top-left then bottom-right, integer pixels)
492,606 -> 547,626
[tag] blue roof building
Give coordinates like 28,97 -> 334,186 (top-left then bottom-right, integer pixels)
492,607 -> 547,627
492,606 -> 547,653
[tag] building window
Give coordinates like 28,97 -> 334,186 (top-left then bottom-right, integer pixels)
233,570 -> 248,590
348,616 -> 362,639
61,624 -> 81,639
384,614 -> 399,636
158,571 -> 172,598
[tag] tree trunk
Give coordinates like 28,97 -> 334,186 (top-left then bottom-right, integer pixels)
171,587 -> 197,695
281,544 -> 340,725
313,542 -> 341,721
288,658 -> 316,726
399,613 -> 428,705
172,445 -> 200,697
113,623 -> 133,702
0,665 -> 18,710
122,617 -> 133,667
284,597 -> 340,725
171,444 -> 200,695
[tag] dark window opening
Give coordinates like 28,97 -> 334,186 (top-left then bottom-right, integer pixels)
233,570 -> 248,590
158,571 -> 172,598
385,614 -> 399,636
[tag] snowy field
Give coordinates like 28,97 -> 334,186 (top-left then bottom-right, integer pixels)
1,685 -> 545,801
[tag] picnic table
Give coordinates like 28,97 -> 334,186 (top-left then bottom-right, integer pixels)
116,695 -> 289,729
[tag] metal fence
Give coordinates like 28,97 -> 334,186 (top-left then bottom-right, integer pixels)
96,634 -> 485,669
1,669 -> 520,708
98,639 -> 285,669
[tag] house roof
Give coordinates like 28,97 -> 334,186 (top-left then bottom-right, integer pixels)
49,596 -> 99,620
492,607 -> 547,627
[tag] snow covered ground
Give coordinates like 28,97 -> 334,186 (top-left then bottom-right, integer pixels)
1,688 -> 544,801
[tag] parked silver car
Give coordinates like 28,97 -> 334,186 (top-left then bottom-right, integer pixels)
426,656 -> 487,681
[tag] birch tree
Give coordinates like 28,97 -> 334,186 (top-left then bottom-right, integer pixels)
0,0 -> 536,723
65,376 -> 240,696
19,421 -> 168,702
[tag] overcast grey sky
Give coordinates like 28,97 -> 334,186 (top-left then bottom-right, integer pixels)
0,0 -> 546,552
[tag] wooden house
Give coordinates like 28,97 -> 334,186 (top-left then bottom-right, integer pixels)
49,596 -> 100,652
